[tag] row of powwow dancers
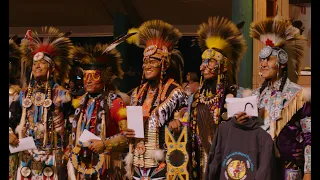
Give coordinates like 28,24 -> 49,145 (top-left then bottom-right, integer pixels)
9,16 -> 310,180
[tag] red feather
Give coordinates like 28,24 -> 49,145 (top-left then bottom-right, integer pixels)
33,44 -> 57,57
265,38 -> 275,47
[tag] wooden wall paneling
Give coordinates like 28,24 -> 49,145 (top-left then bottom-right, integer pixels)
276,0 -> 290,19
252,0 -> 267,89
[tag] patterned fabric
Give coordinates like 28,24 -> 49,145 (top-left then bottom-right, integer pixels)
71,92 -> 125,144
252,79 -> 301,136
14,83 -> 71,180
185,94 -> 207,179
16,150 -> 64,180
130,79 -> 188,169
69,92 -> 127,179
300,117 -> 311,134
249,78 -> 311,177
18,83 -> 70,148
284,169 -> 302,180
9,153 -> 18,180
304,145 -> 311,174
133,163 -> 167,180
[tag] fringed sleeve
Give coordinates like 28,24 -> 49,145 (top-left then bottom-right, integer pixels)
276,88 -> 304,137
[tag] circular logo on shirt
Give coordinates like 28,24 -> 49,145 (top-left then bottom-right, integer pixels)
222,152 -> 254,180
226,160 -> 247,179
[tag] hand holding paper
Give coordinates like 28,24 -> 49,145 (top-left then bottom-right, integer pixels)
126,106 -> 144,138
9,137 -> 36,153
226,95 -> 258,118
79,129 -> 101,143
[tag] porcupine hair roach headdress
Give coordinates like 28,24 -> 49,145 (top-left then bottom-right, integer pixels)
250,17 -> 306,83
126,20 -> 184,85
9,37 -> 21,85
69,32 -> 136,87
197,16 -> 247,86
20,27 -> 73,86
69,43 -> 124,86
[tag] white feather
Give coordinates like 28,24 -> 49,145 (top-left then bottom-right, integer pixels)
102,44 -> 117,54
150,149 -> 165,161
67,160 -> 76,180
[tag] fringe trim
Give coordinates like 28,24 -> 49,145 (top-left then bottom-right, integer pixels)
275,88 -> 304,138
101,110 -> 106,140
105,154 -> 110,169
43,107 -> 48,147
75,112 -> 83,145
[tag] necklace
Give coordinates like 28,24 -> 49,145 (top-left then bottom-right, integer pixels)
22,82 -> 52,108
189,77 -> 226,177
70,143 -> 104,178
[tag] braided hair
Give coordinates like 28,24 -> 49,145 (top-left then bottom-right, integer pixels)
259,80 -> 268,94
259,65 -> 288,94
279,66 -> 288,92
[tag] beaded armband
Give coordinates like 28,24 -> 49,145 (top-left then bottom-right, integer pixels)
102,133 -> 128,151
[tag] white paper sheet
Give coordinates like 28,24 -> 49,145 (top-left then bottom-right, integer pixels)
9,137 -> 37,153
126,106 -> 144,138
226,95 -> 258,118
78,129 -> 101,143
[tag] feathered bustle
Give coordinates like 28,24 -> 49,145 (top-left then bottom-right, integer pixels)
9,39 -> 21,61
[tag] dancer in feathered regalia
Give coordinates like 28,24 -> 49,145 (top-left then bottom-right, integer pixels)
124,20 -> 188,179
233,18 -> 310,180
66,40 -> 132,179
188,16 -> 246,179
14,27 -> 73,180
